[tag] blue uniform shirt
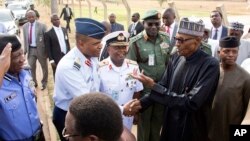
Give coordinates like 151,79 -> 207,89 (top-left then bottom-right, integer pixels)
0,69 -> 40,140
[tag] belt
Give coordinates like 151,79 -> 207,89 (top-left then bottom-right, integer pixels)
29,46 -> 37,48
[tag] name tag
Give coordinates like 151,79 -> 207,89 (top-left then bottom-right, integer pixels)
148,54 -> 155,66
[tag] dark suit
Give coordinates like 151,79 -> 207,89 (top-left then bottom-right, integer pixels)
111,23 -> 124,32
210,25 -> 228,40
128,21 -> 144,38
60,7 -> 73,32
45,27 -> 70,77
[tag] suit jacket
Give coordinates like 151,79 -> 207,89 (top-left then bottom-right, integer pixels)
60,7 -> 73,21
128,21 -> 144,38
210,25 -> 228,40
111,22 -> 124,32
23,21 -> 47,57
45,27 -> 70,65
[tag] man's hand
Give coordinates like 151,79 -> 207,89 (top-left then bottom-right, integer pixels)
123,99 -> 142,116
130,70 -> 155,88
0,43 -> 12,73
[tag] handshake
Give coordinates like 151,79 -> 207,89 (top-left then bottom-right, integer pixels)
123,99 -> 142,117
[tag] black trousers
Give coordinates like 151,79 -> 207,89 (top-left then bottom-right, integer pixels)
53,106 -> 67,141
65,18 -> 71,32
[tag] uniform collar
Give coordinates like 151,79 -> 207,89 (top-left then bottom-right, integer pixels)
143,30 -> 163,42
107,57 -> 128,72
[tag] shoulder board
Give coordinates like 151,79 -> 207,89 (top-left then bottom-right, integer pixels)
99,59 -> 109,68
73,57 -> 81,70
129,32 -> 143,43
201,41 -> 211,48
125,59 -> 138,65
4,74 -> 12,81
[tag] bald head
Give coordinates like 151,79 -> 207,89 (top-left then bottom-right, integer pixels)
26,10 -> 36,23
162,8 -> 176,26
109,13 -> 116,24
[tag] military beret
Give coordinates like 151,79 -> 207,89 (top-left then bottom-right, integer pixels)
103,31 -> 129,47
178,17 -> 205,37
75,18 -> 106,40
229,22 -> 244,31
0,34 -> 21,54
142,10 -> 161,20
219,36 -> 240,48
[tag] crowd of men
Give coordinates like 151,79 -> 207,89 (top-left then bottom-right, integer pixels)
0,3 -> 250,141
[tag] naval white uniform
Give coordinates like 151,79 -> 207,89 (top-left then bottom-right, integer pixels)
53,47 -> 100,111
98,57 -> 143,130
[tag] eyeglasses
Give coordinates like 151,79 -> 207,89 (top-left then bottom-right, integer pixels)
62,127 -> 80,140
146,22 -> 160,27
174,37 -> 195,44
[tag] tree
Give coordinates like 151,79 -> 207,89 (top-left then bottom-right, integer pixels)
51,0 -> 58,14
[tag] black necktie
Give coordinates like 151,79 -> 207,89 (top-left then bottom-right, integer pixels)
213,29 -> 218,40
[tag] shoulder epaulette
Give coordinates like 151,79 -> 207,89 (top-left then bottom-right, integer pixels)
99,59 -> 109,68
4,74 -> 12,81
73,57 -> 81,70
125,59 -> 138,66
129,32 -> 143,43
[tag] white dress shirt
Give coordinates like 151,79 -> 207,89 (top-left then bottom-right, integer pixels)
211,25 -> 223,40
53,26 -> 67,54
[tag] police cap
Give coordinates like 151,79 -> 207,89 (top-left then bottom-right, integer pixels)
0,34 -> 21,54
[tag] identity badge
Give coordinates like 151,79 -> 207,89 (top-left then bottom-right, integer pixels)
148,54 -> 155,66
65,35 -> 68,40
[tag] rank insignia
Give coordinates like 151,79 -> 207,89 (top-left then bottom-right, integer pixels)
73,58 -> 81,70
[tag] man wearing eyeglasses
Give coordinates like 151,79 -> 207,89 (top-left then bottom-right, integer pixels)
125,17 -> 220,141
127,9 -> 171,141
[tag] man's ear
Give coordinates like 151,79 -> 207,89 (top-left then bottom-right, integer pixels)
88,135 -> 99,141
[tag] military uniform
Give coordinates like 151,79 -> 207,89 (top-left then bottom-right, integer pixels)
99,57 -> 143,130
0,69 -> 41,140
127,10 -> 171,140
53,47 -> 100,111
52,18 -> 106,141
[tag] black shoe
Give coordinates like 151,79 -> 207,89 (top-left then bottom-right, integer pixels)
41,85 -> 46,90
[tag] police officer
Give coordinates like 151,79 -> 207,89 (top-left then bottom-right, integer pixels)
127,10 -> 171,141
99,31 -> 143,130
53,18 -> 106,141
0,35 -> 42,140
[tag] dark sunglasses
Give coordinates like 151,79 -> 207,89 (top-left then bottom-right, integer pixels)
174,37 -> 195,44
147,22 -> 160,27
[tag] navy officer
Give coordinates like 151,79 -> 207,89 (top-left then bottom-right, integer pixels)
0,34 -> 42,140
99,31 -> 143,130
53,18 -> 106,141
